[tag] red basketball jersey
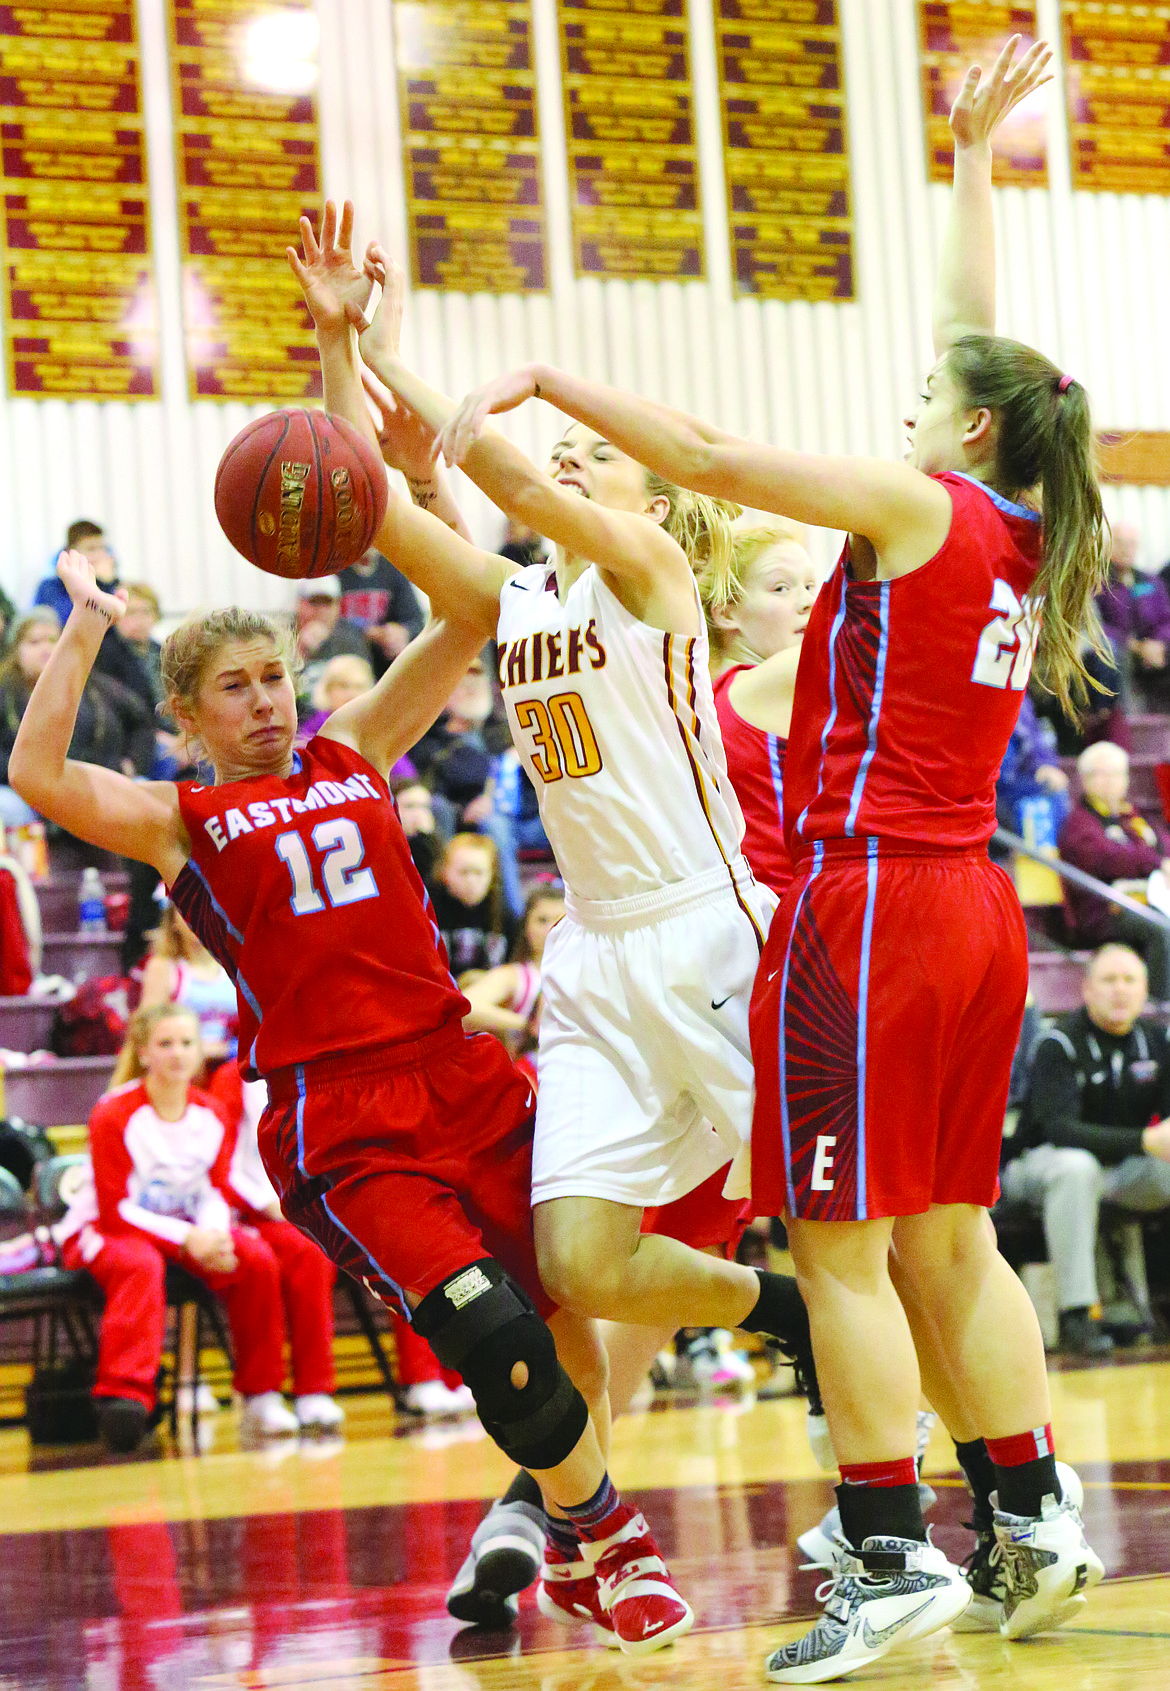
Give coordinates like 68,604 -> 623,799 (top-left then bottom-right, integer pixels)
170,737 -> 466,1077
713,666 -> 792,896
785,473 -> 1042,859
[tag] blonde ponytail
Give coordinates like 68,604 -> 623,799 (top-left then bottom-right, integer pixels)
109,1001 -> 201,1091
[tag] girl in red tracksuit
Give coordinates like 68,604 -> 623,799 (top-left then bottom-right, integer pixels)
209,1062 -> 342,1429
67,1002 -> 297,1452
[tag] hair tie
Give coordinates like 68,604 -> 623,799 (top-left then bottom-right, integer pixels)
1058,374 -> 1074,393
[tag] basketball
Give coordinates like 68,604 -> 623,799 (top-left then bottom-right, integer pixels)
214,407 -> 388,579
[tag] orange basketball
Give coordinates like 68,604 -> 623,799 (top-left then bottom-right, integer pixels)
214,408 -> 388,579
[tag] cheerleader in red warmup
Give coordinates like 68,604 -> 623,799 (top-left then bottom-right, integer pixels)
438,37 -> 1107,1678
67,1003 -> 297,1452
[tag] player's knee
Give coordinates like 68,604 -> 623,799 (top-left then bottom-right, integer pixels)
1048,1147 -> 1103,1196
412,1260 -> 589,1470
535,1235 -> 615,1314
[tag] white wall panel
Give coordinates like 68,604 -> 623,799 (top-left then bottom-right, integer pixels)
1,0 -> 1167,617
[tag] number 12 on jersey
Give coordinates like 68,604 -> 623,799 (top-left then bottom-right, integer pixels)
276,820 -> 378,915
972,579 -> 1040,691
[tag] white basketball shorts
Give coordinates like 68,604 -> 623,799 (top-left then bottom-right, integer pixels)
530,860 -> 777,1209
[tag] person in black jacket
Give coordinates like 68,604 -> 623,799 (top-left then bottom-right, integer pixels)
1005,943 -> 1170,1353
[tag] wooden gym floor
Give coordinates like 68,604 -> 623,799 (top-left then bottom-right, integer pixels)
1,1352 -> 1169,1689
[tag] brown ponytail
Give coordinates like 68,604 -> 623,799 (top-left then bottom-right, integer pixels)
947,335 -> 1111,718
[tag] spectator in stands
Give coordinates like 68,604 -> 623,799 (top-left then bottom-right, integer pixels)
429,833 -> 514,974
337,548 -> 425,677
298,653 -> 377,743
1099,520 -> 1170,707
32,520 -> 117,626
1004,944 -> 1170,1354
411,654 -> 497,825
1058,740 -> 1170,999
139,904 -> 237,1072
462,884 -> 565,1047
498,515 -> 548,571
392,775 -> 444,884
491,751 -> 551,919
0,610 -> 154,833
292,577 -> 369,693
65,1003 -> 301,1453
118,582 -> 164,704
997,692 -> 1070,844
209,1062 -> 344,1431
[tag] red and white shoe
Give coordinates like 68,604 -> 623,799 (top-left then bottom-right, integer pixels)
537,1548 -> 620,1648
581,1506 -> 694,1655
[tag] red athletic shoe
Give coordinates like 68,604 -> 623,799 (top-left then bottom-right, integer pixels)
537,1547 -> 619,1647
581,1506 -> 694,1655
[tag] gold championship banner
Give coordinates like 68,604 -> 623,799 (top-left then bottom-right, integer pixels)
167,0 -> 322,400
917,3 -> 1047,186
396,0 -> 549,293
0,1 -> 158,398
716,0 -> 854,301
1062,2 -> 1170,193
558,0 -> 705,281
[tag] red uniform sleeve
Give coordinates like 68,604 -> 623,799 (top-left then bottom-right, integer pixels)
0,868 -> 31,996
88,1091 -> 143,1238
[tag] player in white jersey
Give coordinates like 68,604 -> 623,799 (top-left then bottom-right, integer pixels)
292,209 -> 810,1365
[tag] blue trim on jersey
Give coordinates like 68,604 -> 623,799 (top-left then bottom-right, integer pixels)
187,859 -> 245,945
778,841 -> 824,1214
767,732 -> 784,837
236,968 -> 263,1036
855,837 -> 879,1221
949,471 -> 1041,525
797,591 -> 848,838
295,1064 -> 308,1175
291,752 -> 303,774
845,581 -> 891,837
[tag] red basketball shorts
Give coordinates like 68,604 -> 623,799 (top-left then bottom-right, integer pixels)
750,844 -> 1027,1222
259,1025 -> 551,1319
643,1165 -> 751,1258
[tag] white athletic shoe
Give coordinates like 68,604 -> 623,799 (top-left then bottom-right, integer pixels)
954,1461 -> 1084,1633
765,1535 -> 971,1684
797,1485 -> 938,1572
295,1393 -> 345,1431
402,1380 -> 476,1417
688,1331 -> 757,1387
240,1391 -> 300,1438
993,1473 -> 1103,1639
447,1497 -> 545,1628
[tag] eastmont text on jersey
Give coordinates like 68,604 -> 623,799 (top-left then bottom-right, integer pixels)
202,774 -> 381,852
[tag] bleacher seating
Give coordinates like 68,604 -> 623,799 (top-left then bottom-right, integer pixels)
1027,950 -> 1090,1014
0,996 -> 56,1052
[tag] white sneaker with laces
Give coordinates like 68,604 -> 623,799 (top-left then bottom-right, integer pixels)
954,1461 -> 1083,1633
993,1473 -> 1103,1639
765,1534 -> 971,1685
240,1391 -> 300,1437
402,1379 -> 476,1417
295,1393 -> 345,1430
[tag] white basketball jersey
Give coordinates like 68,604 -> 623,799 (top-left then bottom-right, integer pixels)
497,561 -> 746,902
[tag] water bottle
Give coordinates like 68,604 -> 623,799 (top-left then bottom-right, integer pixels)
78,866 -> 108,933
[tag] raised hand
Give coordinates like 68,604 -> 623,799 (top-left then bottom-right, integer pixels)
439,367 -> 540,468
286,199 -> 372,334
56,550 -> 127,625
950,34 -> 1053,150
344,241 -> 406,365
360,368 -> 441,481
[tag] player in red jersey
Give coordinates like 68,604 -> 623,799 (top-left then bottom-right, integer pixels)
438,36 -> 1106,1679
10,553 -> 693,1653
705,521 -> 819,899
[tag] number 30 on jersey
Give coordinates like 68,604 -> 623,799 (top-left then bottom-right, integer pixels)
972,579 -> 1040,691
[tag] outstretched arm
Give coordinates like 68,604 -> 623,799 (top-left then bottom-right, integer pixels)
933,35 -> 1052,355
352,247 -> 692,603
9,556 -> 186,880
321,611 -> 491,778
288,202 -> 507,625
441,363 -> 948,560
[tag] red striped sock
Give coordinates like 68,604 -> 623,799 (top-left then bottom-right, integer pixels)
838,1457 -> 919,1489
985,1425 -> 1055,1467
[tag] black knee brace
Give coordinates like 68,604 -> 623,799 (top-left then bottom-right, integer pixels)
412,1259 -> 589,1470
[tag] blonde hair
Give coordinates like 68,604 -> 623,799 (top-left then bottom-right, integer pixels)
698,520 -> 806,650
643,470 -> 741,582
109,1001 -> 201,1090
161,607 -> 300,720
122,581 -> 160,619
0,609 -> 60,691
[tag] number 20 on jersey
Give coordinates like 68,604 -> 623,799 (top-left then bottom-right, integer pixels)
972,579 -> 1040,691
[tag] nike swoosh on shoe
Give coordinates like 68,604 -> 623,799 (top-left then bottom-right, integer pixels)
861,1598 -> 933,1649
